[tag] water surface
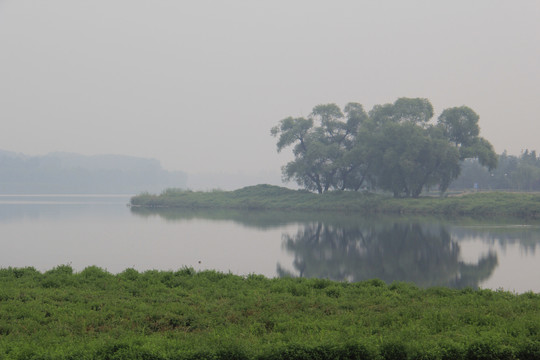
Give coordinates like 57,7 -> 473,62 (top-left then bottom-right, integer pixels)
1,195 -> 539,293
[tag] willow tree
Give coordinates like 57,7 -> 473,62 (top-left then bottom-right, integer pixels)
367,99 -> 461,197
271,103 -> 369,193
437,106 -> 497,170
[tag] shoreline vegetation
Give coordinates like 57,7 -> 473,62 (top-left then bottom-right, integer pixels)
2,265 -> 540,360
130,184 -> 540,218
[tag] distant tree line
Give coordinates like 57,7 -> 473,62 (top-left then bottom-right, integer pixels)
271,98 -> 497,197
450,150 -> 540,191
0,150 -> 187,194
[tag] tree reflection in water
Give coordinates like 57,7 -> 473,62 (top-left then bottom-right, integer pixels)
277,221 -> 497,289
130,207 -> 503,289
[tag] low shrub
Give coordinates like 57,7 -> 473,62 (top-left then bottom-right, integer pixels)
1,267 -> 540,359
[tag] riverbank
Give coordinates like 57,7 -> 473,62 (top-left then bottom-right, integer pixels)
1,266 -> 540,359
130,184 -> 540,218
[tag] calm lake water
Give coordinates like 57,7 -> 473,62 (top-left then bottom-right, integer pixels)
1,195 -> 540,293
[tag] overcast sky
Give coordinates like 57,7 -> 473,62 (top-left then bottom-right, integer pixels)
1,1 -> 539,177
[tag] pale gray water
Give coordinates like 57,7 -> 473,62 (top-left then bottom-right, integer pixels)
1,195 -> 539,293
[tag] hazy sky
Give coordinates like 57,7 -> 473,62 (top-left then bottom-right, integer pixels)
1,1 -> 539,176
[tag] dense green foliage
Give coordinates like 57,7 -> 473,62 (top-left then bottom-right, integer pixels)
271,98 -> 497,197
1,266 -> 540,359
130,185 -> 540,218
452,150 -> 540,191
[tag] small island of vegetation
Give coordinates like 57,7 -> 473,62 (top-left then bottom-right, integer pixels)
131,185 -> 540,218
132,98 -> 540,218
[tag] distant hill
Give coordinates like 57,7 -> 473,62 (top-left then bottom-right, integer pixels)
0,150 -> 187,194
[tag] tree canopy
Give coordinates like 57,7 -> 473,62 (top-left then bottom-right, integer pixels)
271,98 -> 497,197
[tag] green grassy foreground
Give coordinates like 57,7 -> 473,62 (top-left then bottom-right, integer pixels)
130,185 -> 540,218
1,266 -> 540,360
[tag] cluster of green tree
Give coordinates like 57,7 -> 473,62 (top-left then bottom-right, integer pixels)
271,98 -> 497,197
2,265 -> 540,359
451,150 -> 540,191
